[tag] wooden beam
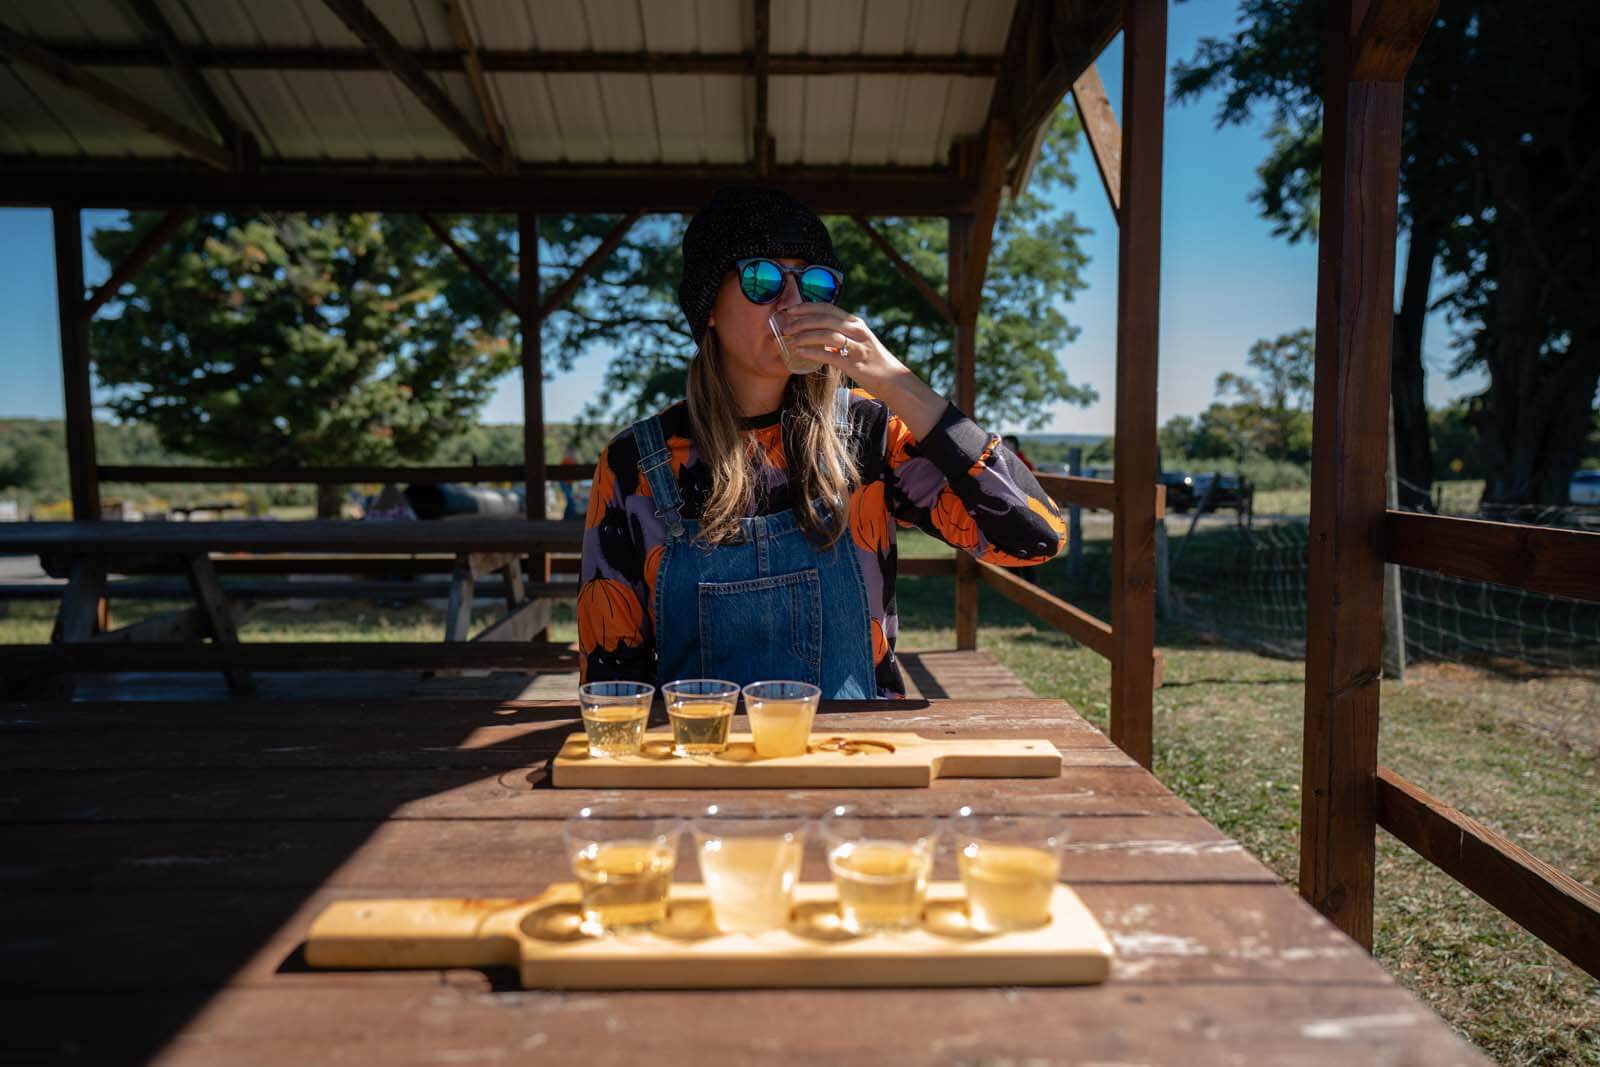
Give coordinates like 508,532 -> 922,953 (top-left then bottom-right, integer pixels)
1035,472 -> 1115,512
1107,0 -> 1165,772
83,208 -> 193,320
897,556 -> 958,577
977,561 -> 1114,659
1299,0 -> 1411,950
183,554 -> 253,694
472,598 -> 555,644
34,45 -> 1004,77
0,641 -> 581,674
0,161 -> 975,216
948,215 -> 979,652
419,213 -> 518,315
1377,766 -> 1600,979
753,0 -> 772,177
98,463 -> 591,484
538,212 -> 642,321
0,24 -> 231,169
320,0 -> 509,175
443,0 -> 510,165
1070,64 -> 1122,220
124,0 -> 255,168
0,519 -> 583,555
519,211 -> 547,532
52,206 -> 98,521
1384,511 -> 1600,604
955,117 -> 1014,316
1352,0 -> 1439,81
850,215 -> 954,325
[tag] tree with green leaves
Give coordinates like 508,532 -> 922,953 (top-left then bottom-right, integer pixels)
1174,0 -> 1600,506
548,108 -> 1099,434
92,212 -> 523,514
1213,328 -> 1313,463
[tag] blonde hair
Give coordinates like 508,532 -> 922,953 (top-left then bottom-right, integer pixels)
686,329 -> 856,547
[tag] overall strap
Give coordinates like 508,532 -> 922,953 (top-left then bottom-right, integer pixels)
833,385 -> 852,433
629,414 -> 686,540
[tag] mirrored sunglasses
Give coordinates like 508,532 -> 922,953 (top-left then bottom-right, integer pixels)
735,257 -> 843,306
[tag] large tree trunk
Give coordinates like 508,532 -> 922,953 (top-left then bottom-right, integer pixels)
1474,201 -> 1600,509
1390,219 -> 1437,511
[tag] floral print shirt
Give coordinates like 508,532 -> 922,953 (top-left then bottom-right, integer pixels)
578,390 -> 1067,698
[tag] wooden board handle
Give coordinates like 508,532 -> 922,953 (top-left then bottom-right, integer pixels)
305,897 -> 535,970
929,737 -> 1062,779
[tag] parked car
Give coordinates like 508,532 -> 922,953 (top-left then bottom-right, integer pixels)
1189,472 -> 1254,515
1159,471 -> 1199,513
1570,470 -> 1600,506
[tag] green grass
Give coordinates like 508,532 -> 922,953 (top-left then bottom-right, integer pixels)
5,545 -> 1594,1063
891,560 -> 1599,1066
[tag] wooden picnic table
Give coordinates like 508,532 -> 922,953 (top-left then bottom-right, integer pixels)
0,519 -> 586,695
0,697 -> 1484,1065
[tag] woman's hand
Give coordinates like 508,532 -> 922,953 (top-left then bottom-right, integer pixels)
776,303 -> 948,439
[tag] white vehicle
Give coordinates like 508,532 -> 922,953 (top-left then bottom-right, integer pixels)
1570,470 -> 1600,506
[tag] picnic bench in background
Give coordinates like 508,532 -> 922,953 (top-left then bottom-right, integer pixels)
0,518 -> 583,695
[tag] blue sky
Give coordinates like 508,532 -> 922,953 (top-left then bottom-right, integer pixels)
0,1 -> 1482,436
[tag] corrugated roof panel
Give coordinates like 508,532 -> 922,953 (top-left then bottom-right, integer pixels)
907,0 -> 972,54
2,64 -> 192,157
6,0 -> 140,44
859,0 -> 915,53
489,72 -> 562,162
935,73 -> 992,160
959,0 -> 1016,53
523,0 -> 594,50
594,74 -> 661,163
0,64 -> 80,155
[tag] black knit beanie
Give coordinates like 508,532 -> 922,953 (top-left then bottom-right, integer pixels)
677,185 -> 843,345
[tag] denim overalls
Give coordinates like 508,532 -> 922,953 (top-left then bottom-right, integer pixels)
630,390 -> 877,699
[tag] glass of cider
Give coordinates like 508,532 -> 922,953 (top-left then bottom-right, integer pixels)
563,808 -> 683,935
742,680 -> 821,758
578,680 -> 654,758
693,806 -> 810,934
950,807 -> 1068,933
822,806 -> 939,934
662,679 -> 740,756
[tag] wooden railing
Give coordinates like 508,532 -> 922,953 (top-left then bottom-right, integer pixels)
952,477 -> 1168,758
1369,510 -> 1600,979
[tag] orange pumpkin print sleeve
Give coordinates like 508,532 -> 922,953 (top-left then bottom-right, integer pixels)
879,398 -> 1067,567
578,443 -> 656,685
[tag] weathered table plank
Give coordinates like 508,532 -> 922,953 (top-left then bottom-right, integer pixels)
0,697 -> 1485,1066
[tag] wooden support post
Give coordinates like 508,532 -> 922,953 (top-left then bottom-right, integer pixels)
1107,0 -> 1166,771
1070,64 -> 1122,221
48,556 -> 106,699
444,554 -> 478,643
1299,0 -> 1430,949
850,215 -> 955,325
949,215 -> 979,652
1383,403 -> 1406,679
52,206 -> 99,521
753,0 -> 772,176
519,211 -> 549,638
183,554 -> 253,694
83,208 -> 193,319
538,211 -> 641,320
1067,447 -> 1084,578
1154,517 -> 1170,621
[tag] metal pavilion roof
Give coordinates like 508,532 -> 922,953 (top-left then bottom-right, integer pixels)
0,0 -> 1119,215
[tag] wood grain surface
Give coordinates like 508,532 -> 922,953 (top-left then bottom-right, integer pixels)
0,697 -> 1485,1065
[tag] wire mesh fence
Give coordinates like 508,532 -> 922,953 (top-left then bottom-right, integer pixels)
1165,505 -> 1600,750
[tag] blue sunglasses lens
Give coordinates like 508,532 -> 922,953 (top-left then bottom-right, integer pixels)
739,259 -> 785,303
799,266 -> 840,303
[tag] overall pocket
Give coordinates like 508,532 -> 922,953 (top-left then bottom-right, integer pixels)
696,569 -> 822,685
